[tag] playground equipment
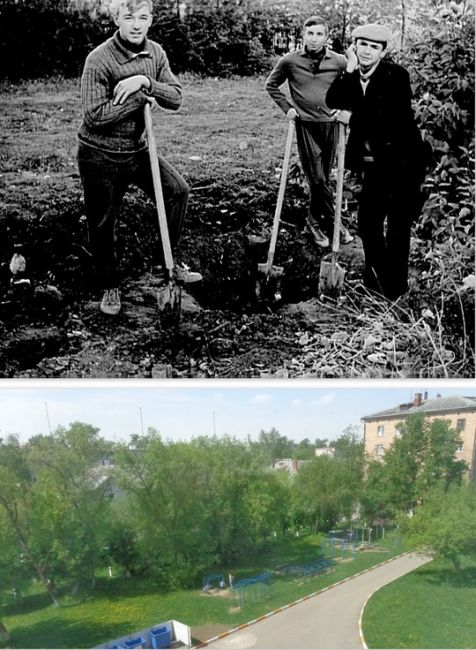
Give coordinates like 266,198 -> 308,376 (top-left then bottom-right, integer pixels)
95,619 -> 191,649
202,574 -> 226,591
232,572 -> 272,607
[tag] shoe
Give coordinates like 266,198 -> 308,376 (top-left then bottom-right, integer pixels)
100,288 -> 121,316
340,225 -> 354,245
305,223 -> 329,248
174,263 -> 202,284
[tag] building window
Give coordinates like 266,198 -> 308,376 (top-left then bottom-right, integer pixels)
375,445 -> 385,457
456,418 -> 466,432
377,425 -> 384,437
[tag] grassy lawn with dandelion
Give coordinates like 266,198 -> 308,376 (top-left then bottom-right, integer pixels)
363,553 -> 476,649
1,534 -> 406,649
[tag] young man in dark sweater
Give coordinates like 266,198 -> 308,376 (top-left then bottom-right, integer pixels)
266,16 -> 354,249
326,24 -> 427,300
77,0 -> 201,316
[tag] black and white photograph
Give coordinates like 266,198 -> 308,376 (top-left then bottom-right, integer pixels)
0,0 -> 473,378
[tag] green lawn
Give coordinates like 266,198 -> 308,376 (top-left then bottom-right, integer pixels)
2,534 -> 405,649
363,553 -> 476,649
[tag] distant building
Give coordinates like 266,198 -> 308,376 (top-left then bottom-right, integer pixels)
315,447 -> 335,457
271,458 -> 309,474
362,393 -> 476,480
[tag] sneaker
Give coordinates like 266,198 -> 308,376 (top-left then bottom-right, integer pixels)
305,223 -> 329,248
340,225 -> 354,245
100,288 -> 121,316
174,263 -> 202,284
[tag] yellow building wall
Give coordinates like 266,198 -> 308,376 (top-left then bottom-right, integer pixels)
364,411 -> 476,478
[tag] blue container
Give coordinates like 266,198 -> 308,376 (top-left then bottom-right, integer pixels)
150,626 -> 171,649
122,637 -> 146,649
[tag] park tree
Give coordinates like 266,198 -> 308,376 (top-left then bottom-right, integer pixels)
253,428 -> 294,463
381,414 -> 467,515
399,482 -> 476,571
0,425 -> 113,605
0,435 -> 60,606
25,423 -> 113,595
360,458 -> 394,523
292,453 -> 359,532
114,431 -> 292,585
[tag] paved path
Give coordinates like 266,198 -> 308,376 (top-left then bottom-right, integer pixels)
204,553 -> 431,649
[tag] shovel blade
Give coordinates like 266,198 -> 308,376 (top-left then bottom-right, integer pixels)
157,282 -> 179,313
318,260 -> 346,295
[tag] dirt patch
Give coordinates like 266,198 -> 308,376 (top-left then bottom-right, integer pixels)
200,588 -> 231,598
191,623 -> 233,645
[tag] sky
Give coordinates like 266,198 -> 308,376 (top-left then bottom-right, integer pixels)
1,381 -> 474,444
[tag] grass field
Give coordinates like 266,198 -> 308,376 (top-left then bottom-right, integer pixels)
363,553 -> 476,649
1,534 -> 406,649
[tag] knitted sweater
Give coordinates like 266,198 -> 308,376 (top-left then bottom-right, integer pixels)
266,47 -> 347,123
78,31 -> 182,153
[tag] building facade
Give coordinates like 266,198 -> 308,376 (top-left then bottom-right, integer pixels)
362,393 -> 476,480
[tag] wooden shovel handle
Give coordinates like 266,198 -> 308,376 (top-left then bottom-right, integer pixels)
332,121 -> 346,254
266,119 -> 295,271
144,103 -> 174,276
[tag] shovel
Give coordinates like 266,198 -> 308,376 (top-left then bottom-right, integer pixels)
318,121 -> 346,296
144,102 -> 180,313
256,119 -> 295,301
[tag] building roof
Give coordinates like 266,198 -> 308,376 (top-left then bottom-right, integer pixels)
363,395 -> 476,421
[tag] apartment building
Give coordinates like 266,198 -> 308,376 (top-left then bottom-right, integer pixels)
362,393 -> 476,480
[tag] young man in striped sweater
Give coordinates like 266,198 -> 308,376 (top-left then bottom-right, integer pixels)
77,0 -> 201,316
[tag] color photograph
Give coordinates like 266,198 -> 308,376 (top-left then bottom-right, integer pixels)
0,383 -> 475,648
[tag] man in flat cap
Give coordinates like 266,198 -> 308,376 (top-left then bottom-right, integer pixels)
266,16 -> 354,250
326,23 -> 427,300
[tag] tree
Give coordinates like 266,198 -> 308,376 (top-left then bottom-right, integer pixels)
254,428 -> 294,463
360,458 -> 394,523
0,425 -> 113,605
381,414 -> 467,515
314,438 -> 329,448
0,435 -> 60,606
400,482 -> 476,571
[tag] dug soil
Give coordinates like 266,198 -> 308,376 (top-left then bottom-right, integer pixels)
0,168 -> 368,378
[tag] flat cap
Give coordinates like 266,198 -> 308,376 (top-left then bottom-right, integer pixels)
352,23 -> 392,44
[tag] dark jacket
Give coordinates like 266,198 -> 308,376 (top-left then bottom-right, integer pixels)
326,60 -> 426,183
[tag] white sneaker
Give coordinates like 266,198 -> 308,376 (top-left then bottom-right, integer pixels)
174,263 -> 202,284
100,288 -> 121,316
305,223 -> 330,248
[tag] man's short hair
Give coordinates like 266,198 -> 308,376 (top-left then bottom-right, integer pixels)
303,16 -> 329,33
110,0 -> 153,18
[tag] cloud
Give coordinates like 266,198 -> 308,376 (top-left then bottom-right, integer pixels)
314,392 -> 336,407
291,399 -> 303,407
251,394 -> 273,405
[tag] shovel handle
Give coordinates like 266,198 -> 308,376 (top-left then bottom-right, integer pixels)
332,121 -> 346,254
265,119 -> 294,271
144,103 -> 174,277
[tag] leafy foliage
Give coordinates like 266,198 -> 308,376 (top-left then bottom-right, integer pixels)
361,413 -> 468,521
399,482 -> 476,571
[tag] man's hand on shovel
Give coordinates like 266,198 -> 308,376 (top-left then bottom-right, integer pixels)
332,109 -> 351,125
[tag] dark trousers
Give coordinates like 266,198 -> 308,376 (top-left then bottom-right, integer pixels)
358,163 -> 422,300
77,143 -> 189,290
295,120 -> 338,233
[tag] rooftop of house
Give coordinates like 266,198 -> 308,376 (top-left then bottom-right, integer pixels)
363,395 -> 476,421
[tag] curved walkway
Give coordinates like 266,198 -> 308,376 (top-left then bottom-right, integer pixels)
201,552 -> 431,649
